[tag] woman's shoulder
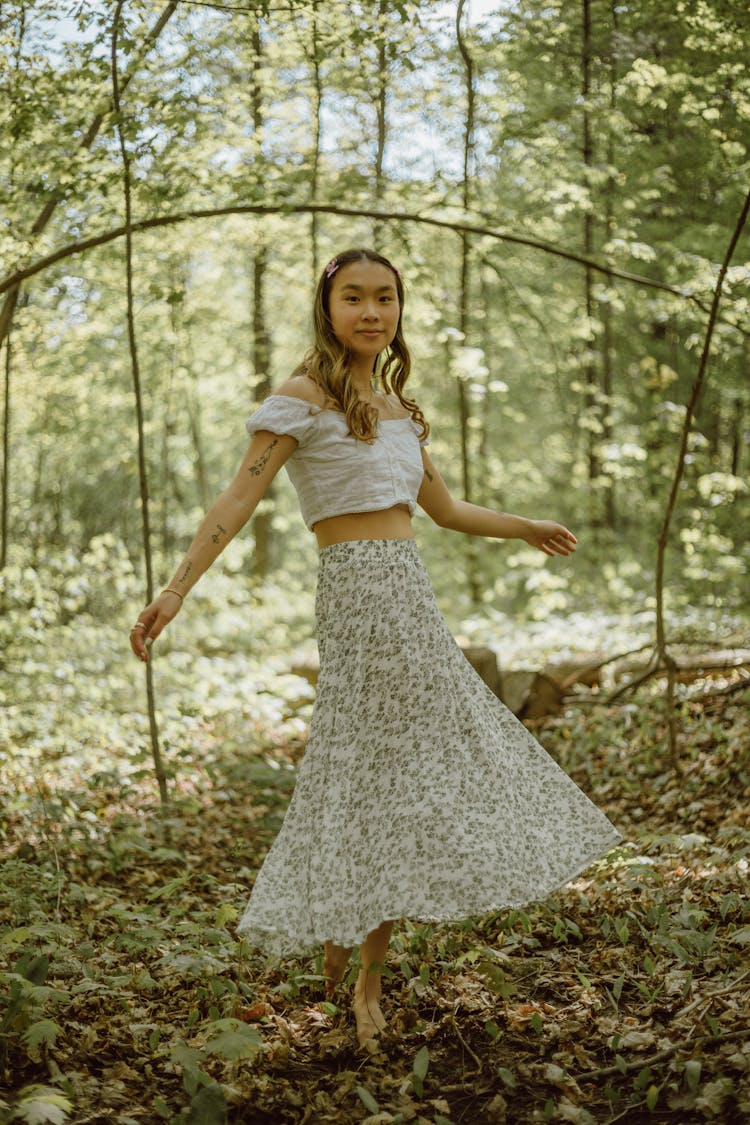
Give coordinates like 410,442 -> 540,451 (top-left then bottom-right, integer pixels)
273,374 -> 327,408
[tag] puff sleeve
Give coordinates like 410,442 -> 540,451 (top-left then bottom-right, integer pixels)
245,395 -> 318,448
410,418 -> 430,447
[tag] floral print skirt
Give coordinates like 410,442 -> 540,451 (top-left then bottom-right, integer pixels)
236,538 -> 622,956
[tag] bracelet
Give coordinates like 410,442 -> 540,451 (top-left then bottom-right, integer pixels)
162,587 -> 185,601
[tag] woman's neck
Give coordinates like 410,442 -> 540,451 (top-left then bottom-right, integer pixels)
348,360 -> 378,399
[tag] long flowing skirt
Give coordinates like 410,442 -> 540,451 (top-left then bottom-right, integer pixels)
237,538 -> 622,956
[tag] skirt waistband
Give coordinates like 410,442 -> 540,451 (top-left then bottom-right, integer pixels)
317,537 -> 419,567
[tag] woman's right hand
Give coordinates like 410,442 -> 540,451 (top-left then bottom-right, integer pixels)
129,590 -> 183,663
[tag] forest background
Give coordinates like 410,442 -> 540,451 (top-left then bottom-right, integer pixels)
1,1 -> 749,1124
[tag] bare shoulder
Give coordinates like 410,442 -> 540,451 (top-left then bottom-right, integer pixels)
274,373 -> 326,406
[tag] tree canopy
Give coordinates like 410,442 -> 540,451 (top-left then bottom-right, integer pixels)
1,0 -> 748,612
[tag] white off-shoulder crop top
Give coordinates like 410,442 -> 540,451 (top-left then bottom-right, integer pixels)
245,394 -> 429,531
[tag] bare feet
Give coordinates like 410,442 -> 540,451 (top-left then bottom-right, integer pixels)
323,941 -> 352,999
353,972 -> 387,1046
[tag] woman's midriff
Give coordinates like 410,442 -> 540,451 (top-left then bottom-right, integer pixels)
314,504 -> 414,548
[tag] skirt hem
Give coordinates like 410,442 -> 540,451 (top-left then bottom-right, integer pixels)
236,832 -> 623,959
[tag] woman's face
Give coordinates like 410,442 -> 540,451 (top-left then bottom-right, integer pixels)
327,260 -> 400,363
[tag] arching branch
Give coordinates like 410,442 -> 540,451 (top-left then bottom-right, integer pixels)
0,202 -> 732,320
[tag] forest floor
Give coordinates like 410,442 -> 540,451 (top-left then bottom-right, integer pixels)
1,653 -> 749,1124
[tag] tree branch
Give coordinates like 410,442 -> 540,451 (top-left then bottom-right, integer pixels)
0,1 -> 181,350
576,1026 -> 747,1083
653,184 -> 750,767
0,202 -> 733,316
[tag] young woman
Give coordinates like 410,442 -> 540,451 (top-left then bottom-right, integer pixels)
129,247 -> 621,1046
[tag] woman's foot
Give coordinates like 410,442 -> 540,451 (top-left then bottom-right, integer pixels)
353,972 -> 387,1045
323,941 -> 352,999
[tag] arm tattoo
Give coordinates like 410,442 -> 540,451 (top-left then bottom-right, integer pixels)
178,561 -> 193,583
247,438 -> 278,477
424,468 -> 434,483
211,523 -> 227,544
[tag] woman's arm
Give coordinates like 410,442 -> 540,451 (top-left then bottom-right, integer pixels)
129,430 -> 297,661
417,449 -> 577,557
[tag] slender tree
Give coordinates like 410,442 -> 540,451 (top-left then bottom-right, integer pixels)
580,0 -> 603,525
655,185 -> 750,770
599,0 -> 620,530
246,13 -> 274,579
456,0 -> 480,605
1,334 -> 10,573
0,3 -> 27,574
307,0 -> 323,279
112,0 -> 168,805
373,0 -> 389,251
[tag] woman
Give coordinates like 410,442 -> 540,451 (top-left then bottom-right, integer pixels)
129,247 -> 621,1045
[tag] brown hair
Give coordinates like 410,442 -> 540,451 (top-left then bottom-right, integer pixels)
291,247 -> 429,444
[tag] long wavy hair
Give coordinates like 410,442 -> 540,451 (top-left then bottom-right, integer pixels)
291,247 -> 429,444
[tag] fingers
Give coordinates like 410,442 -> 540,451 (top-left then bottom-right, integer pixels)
129,605 -> 159,662
548,539 -> 575,556
129,595 -> 182,661
129,621 -> 151,662
540,530 -> 577,556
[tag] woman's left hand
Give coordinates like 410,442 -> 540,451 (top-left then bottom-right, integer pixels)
524,520 -> 578,557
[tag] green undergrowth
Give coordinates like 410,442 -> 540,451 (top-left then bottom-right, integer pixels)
1,559 -> 749,1122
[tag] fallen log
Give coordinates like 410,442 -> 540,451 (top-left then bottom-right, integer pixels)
499,669 -> 565,719
615,649 -> 750,685
291,644 -> 589,719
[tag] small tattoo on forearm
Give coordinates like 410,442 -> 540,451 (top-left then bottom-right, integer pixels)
211,523 -> 227,544
248,438 -> 278,476
178,562 -> 193,582
425,469 -> 434,483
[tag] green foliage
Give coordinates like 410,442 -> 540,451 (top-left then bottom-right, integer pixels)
0,1086 -> 72,1125
356,1085 -> 379,1114
0,670 -> 748,1119
0,952 -> 69,1073
412,1044 -> 430,1098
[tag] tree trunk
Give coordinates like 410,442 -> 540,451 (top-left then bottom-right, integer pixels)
112,1 -> 168,805
1,334 -> 10,573
581,0 -> 602,527
1,5 -> 27,575
248,16 -> 274,579
373,0 -> 388,250
251,243 -> 273,579
730,394 -> 742,478
456,0 -> 480,606
308,0 -> 323,280
599,0 -> 620,530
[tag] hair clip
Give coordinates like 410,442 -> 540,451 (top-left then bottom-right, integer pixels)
324,257 -> 339,279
